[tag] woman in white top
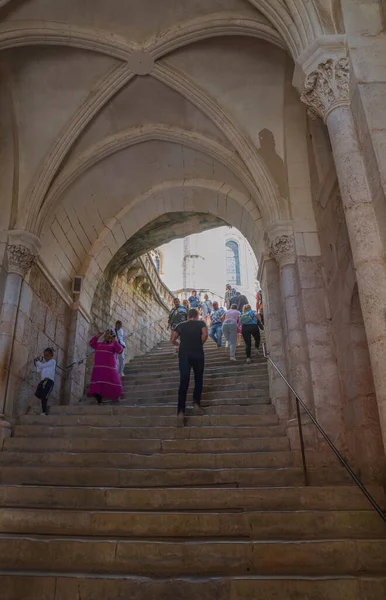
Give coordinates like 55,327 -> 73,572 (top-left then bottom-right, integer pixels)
115,320 -> 126,377
34,347 -> 56,415
221,304 -> 240,361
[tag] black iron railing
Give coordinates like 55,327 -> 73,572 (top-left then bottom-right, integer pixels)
262,342 -> 386,524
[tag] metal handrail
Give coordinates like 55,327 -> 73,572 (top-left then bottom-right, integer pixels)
262,342 -> 386,524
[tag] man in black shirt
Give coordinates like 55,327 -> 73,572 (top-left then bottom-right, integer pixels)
230,291 -> 249,313
171,308 -> 208,426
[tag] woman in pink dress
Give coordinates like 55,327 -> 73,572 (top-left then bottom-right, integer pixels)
87,328 -> 123,404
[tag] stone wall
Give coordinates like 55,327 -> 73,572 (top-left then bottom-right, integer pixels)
88,253 -> 172,384
14,264 -> 71,415
308,122 -> 386,481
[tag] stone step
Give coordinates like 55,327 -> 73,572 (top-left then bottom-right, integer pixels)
116,396 -> 272,406
0,450 -> 297,469
0,465 -> 350,487
0,536 -> 385,576
134,345 -> 264,357
126,360 -> 267,374
121,387 -> 270,401
130,350 -> 265,364
1,484 -> 383,511
13,422 -> 283,439
1,508 -> 385,540
1,574 -> 386,600
124,366 -> 268,381
74,397 -> 272,409
47,403 -> 276,416
120,389 -> 270,403
18,413 -> 277,428
122,376 -> 269,392
4,436 -> 289,454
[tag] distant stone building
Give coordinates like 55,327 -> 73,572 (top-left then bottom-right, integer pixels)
157,227 -> 258,306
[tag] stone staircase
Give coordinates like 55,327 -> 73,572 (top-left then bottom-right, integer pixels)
0,340 -> 385,599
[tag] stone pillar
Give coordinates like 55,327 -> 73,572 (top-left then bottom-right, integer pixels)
0,230 -> 41,427
301,57 -> 386,450
268,229 -> 318,449
268,230 -> 314,408
259,255 -> 290,419
64,303 -> 91,404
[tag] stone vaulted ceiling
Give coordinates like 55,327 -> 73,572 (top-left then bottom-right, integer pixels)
0,0 -> 338,304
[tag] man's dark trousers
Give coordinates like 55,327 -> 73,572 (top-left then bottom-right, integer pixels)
178,355 -> 205,414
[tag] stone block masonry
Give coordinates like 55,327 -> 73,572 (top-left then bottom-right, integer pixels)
15,265 -> 71,415
88,253 -> 173,391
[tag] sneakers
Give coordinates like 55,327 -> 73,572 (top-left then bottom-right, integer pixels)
230,357 -> 237,362
40,412 -> 47,416
176,412 -> 185,427
246,358 -> 251,364
193,402 -> 203,415
225,341 -> 229,349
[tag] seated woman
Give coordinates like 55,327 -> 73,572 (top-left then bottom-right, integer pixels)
87,328 -> 123,404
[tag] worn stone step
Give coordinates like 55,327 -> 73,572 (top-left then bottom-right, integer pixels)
4,436 -> 289,454
13,422 -> 282,439
0,465 -> 350,487
47,403 -> 276,416
19,413 -> 276,428
1,574 -> 386,600
1,485 -> 383,512
0,450 -> 296,469
0,536 -> 384,576
125,368 -> 268,381
126,360 -> 267,374
120,390 -> 270,403
121,389 -> 270,401
1,508 -> 385,540
130,352 -> 266,365
117,396 -> 272,406
124,367 -> 268,382
125,366 -> 268,379
128,358 -> 268,369
122,377 -> 270,393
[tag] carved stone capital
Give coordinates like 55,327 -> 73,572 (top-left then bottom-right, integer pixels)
6,230 -> 41,278
300,57 -> 350,122
269,235 -> 295,268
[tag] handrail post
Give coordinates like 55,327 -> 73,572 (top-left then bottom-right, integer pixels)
295,397 -> 309,486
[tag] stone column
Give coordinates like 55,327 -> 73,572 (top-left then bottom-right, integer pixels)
0,230 -> 41,424
268,230 -> 314,410
64,303 -> 91,405
301,57 -> 386,450
259,255 -> 290,419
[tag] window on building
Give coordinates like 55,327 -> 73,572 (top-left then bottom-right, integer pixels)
226,240 -> 241,286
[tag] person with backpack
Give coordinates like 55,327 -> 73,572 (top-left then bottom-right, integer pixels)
239,304 -> 264,364
168,298 -> 188,354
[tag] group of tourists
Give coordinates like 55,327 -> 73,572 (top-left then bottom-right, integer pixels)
34,283 -> 264,425
168,285 -> 264,364
167,285 -> 264,426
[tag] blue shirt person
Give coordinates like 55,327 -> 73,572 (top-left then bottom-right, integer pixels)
209,301 -> 225,348
188,290 -> 201,309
